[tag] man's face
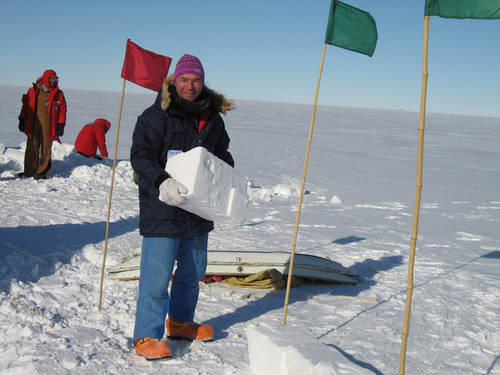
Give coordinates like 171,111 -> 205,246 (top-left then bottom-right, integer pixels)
49,76 -> 58,87
174,74 -> 203,102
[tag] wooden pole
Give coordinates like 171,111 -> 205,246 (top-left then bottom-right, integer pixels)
98,78 -> 127,311
398,16 -> 430,374
282,44 -> 327,325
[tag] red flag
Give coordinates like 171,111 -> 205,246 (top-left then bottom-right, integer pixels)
121,39 -> 172,91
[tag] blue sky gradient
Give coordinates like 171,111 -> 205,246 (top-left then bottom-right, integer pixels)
1,0 -> 499,116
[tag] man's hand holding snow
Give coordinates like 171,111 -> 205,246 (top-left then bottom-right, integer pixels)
159,178 -> 188,206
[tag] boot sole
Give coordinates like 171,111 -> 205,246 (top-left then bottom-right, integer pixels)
167,335 -> 214,342
145,356 -> 172,361
137,353 -> 172,361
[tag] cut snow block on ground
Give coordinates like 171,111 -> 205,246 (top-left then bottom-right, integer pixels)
1,145 -> 24,164
165,147 -> 249,223
247,322 -> 370,375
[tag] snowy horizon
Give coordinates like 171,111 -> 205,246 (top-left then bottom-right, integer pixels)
0,85 -> 499,374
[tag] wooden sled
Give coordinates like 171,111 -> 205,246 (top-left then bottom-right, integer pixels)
106,250 -> 358,285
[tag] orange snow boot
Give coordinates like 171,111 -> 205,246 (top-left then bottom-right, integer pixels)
166,317 -> 214,341
135,337 -> 172,360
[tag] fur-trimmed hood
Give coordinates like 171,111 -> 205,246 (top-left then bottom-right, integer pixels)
160,74 -> 234,114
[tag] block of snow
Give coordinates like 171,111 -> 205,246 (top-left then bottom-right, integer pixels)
247,322 -> 364,375
3,147 -> 24,163
165,147 -> 248,223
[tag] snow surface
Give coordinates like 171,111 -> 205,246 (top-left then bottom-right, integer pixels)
247,322 -> 353,375
0,85 -> 499,374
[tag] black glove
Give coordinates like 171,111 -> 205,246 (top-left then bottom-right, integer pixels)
95,155 -> 103,160
18,119 -> 25,132
56,123 -> 65,137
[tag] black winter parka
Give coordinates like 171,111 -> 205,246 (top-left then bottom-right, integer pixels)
131,77 -> 234,238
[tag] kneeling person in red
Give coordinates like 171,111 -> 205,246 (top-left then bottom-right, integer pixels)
74,118 -> 111,160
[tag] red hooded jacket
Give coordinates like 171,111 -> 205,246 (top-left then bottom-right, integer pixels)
74,118 -> 110,158
19,77 -> 67,142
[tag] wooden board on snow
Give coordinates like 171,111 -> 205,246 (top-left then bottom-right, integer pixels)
106,250 -> 358,284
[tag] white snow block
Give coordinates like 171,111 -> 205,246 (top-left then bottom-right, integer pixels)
165,147 -> 248,223
2,147 -> 24,163
247,323 -> 361,375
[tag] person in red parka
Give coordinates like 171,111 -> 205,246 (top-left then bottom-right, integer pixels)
74,118 -> 111,160
18,69 -> 67,179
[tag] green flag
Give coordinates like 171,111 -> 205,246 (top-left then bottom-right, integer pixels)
324,0 -> 378,57
425,0 -> 500,19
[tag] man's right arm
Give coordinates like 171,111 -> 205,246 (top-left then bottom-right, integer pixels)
130,113 -> 170,188
18,94 -> 29,132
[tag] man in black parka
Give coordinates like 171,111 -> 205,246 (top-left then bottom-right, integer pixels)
131,54 -> 234,360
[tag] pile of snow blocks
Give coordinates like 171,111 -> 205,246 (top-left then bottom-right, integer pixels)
165,147 -> 248,223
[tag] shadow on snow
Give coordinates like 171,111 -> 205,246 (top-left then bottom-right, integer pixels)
206,255 -> 404,333
204,253 -> 404,374
0,216 -> 138,294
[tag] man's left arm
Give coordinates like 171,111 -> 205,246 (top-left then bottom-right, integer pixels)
95,127 -> 108,158
214,119 -> 234,167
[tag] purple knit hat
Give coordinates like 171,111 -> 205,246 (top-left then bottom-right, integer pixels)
173,54 -> 205,82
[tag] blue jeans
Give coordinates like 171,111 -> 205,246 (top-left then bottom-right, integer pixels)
133,234 -> 208,340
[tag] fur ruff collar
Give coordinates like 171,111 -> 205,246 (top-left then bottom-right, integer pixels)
160,75 -> 233,114
34,77 -> 58,92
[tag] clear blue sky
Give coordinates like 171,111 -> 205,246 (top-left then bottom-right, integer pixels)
1,0 -> 499,117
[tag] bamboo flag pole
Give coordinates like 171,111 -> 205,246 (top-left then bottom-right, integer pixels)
282,43 -> 328,325
98,78 -> 127,311
398,15 -> 430,375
